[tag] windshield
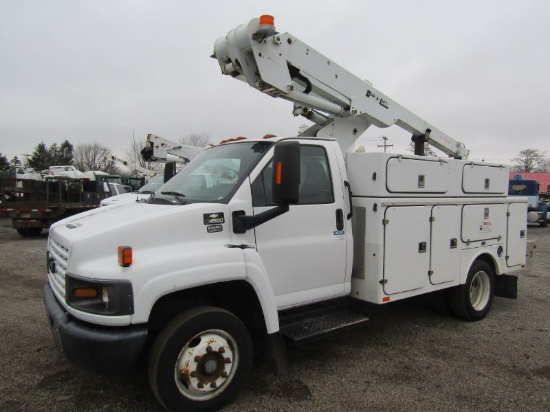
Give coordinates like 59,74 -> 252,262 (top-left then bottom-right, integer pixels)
138,174 -> 165,194
151,141 -> 272,205
509,180 -> 538,196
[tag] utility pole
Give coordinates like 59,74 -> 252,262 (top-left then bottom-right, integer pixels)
377,136 -> 393,153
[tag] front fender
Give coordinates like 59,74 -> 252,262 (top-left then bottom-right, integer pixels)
242,248 -> 279,334
132,245 -> 246,323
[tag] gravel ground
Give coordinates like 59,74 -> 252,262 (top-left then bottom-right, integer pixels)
0,218 -> 548,412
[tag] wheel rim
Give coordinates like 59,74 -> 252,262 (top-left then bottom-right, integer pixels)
469,270 -> 490,311
174,329 -> 239,401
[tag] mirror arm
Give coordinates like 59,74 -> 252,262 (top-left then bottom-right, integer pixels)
232,205 -> 290,234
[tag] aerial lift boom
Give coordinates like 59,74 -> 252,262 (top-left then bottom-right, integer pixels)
141,133 -> 206,164
213,15 -> 468,159
106,155 -> 158,179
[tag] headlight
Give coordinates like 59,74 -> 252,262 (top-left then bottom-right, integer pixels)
66,274 -> 134,316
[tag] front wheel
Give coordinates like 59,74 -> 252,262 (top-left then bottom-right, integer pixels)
148,306 -> 253,412
449,260 -> 494,321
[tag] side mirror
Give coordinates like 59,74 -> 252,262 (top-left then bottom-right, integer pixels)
272,141 -> 300,205
164,161 -> 177,183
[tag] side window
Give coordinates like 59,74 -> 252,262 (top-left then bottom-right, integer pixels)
252,161 -> 274,206
252,145 -> 334,207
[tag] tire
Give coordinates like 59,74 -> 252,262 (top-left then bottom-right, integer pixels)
449,260 -> 494,321
148,306 -> 253,412
16,227 -> 42,237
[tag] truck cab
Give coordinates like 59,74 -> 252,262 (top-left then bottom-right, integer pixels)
509,175 -> 549,227
44,136 -> 354,411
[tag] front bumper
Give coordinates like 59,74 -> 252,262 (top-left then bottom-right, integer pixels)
43,284 -> 148,372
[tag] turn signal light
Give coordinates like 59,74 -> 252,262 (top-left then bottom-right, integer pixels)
275,161 -> 283,185
118,246 -> 133,267
73,287 -> 99,299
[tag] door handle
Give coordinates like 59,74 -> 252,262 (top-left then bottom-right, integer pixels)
344,181 -> 353,219
336,209 -> 344,231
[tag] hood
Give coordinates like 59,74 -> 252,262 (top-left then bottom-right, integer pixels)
100,192 -> 151,207
50,202 -> 233,279
53,201 -> 227,241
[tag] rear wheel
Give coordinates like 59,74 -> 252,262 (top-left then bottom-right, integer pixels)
16,227 -> 42,236
148,306 -> 252,412
449,260 -> 494,321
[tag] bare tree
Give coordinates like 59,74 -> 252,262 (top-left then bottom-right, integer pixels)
511,149 -> 549,172
73,143 -> 118,173
179,133 -> 210,148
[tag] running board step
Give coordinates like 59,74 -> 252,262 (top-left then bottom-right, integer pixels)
279,304 -> 369,345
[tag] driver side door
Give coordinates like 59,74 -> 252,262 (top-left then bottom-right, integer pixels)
251,142 -> 350,309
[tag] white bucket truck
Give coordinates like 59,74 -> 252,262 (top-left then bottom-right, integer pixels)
43,16 -> 528,412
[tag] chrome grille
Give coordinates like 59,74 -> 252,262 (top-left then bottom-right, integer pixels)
48,235 -> 70,299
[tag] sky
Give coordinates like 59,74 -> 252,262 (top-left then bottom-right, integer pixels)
1,0 -> 549,166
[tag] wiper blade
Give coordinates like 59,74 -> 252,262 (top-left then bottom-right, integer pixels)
161,191 -> 187,204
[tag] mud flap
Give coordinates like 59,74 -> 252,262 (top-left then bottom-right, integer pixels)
494,274 -> 518,299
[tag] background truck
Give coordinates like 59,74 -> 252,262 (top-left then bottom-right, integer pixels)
43,16 -> 528,412
509,174 -> 549,227
0,173 -> 121,236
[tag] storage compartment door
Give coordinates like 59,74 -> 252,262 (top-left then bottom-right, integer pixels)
383,206 -> 430,294
386,157 -> 449,194
462,164 -> 508,194
506,202 -> 527,267
461,204 -> 506,242
430,205 -> 461,285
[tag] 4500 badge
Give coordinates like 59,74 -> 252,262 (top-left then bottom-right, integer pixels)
204,212 -> 224,233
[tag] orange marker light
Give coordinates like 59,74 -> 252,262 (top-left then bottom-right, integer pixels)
73,287 -> 99,299
382,296 -> 391,303
259,15 -> 274,26
275,161 -> 283,185
118,246 -> 133,267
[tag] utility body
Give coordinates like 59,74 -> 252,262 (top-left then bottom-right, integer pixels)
43,16 -> 528,412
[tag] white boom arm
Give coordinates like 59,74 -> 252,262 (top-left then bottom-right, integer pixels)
213,16 -> 468,159
141,134 -> 205,164
106,155 -> 158,179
